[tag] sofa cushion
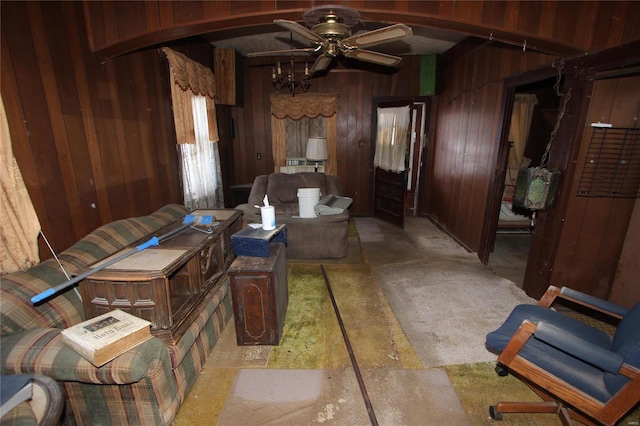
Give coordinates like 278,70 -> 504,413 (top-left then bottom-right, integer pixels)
266,173 -> 328,205
58,204 -> 190,269
165,276 -> 232,368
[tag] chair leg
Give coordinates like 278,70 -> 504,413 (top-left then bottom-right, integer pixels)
494,363 -> 509,377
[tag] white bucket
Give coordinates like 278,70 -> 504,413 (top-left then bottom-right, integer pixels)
297,187 -> 321,218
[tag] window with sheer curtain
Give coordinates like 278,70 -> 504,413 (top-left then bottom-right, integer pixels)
374,106 -> 411,172
179,95 -> 224,209
163,47 -> 223,209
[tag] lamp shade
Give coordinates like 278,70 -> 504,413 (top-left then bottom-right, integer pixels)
306,137 -> 328,161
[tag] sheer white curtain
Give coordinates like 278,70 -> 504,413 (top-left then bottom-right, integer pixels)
505,94 -> 538,186
180,94 -> 224,210
374,106 -> 411,172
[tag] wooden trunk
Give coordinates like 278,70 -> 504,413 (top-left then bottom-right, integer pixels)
228,243 -> 288,345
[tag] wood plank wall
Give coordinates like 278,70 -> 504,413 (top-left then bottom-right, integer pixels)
1,1 -> 182,259
551,76 -> 640,300
226,57 -> 422,216
425,42 -> 553,251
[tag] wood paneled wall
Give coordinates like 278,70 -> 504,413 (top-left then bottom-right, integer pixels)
1,1 -> 182,258
226,57 -> 422,216
425,41 -> 554,251
550,76 -> 640,300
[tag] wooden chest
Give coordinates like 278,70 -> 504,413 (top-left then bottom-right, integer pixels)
228,243 -> 288,345
78,209 -> 242,345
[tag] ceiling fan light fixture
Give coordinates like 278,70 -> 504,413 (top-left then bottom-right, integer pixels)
325,43 -> 338,57
252,6 -> 412,72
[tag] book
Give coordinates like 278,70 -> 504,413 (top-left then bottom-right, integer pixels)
61,309 -> 153,367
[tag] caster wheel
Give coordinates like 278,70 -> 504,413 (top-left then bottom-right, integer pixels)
489,405 -> 503,420
495,364 -> 509,377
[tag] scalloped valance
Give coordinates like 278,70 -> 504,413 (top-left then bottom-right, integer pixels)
270,93 -> 339,175
162,47 -> 215,99
161,47 -> 218,144
270,93 -> 338,119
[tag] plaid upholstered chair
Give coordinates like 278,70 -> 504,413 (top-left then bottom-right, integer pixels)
486,285 -> 640,425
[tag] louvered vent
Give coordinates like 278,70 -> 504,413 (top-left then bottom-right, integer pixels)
577,127 -> 640,198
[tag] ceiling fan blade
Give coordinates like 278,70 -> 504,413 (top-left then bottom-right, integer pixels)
343,23 -> 412,48
274,19 -> 324,44
310,55 -> 333,74
246,47 -> 319,57
344,49 -> 403,66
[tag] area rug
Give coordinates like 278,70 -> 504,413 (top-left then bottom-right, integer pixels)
447,361 -> 640,426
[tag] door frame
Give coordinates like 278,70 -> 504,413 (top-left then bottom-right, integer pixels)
478,66 -> 557,264
369,96 -> 431,221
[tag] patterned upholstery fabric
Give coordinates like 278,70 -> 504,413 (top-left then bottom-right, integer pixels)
0,204 -> 233,425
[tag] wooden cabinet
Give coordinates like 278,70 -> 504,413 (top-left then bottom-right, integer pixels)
214,48 -> 243,106
79,209 -> 242,345
228,243 -> 288,345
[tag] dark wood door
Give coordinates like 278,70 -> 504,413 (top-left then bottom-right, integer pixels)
372,99 -> 414,228
373,167 -> 407,227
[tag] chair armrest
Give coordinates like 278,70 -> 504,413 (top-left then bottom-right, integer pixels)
559,287 -> 628,317
537,285 -> 627,319
1,329 -> 168,385
534,321 -> 624,374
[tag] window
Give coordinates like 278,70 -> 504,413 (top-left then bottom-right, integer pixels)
179,94 -> 224,209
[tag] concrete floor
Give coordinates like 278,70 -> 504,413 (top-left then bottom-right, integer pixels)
486,232 -> 532,288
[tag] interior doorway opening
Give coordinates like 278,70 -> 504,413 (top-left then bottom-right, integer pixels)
487,76 -> 560,287
371,98 -> 428,228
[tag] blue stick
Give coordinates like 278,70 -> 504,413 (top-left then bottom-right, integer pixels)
30,215 -> 212,305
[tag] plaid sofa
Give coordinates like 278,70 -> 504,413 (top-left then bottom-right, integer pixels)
0,204 -> 234,425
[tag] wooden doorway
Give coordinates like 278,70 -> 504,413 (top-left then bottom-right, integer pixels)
372,99 -> 427,227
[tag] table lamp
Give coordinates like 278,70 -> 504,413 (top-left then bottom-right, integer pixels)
306,137 -> 328,172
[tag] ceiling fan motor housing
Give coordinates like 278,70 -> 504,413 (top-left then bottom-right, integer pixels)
312,17 -> 352,40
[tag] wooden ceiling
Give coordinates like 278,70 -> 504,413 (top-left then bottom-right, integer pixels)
81,1 -> 635,59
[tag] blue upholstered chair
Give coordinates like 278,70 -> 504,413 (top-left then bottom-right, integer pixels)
486,285 -> 640,426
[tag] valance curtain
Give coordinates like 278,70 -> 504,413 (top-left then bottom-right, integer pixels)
507,94 -> 538,184
270,93 -> 338,175
374,106 -> 411,173
162,47 -> 219,144
162,48 -> 223,208
1,96 -> 41,273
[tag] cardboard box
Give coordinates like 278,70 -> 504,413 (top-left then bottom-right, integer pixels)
231,225 -> 286,258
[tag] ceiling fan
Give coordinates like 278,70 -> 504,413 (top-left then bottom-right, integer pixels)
247,5 -> 413,75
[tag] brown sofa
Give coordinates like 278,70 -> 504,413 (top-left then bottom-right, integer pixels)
236,173 -> 350,259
